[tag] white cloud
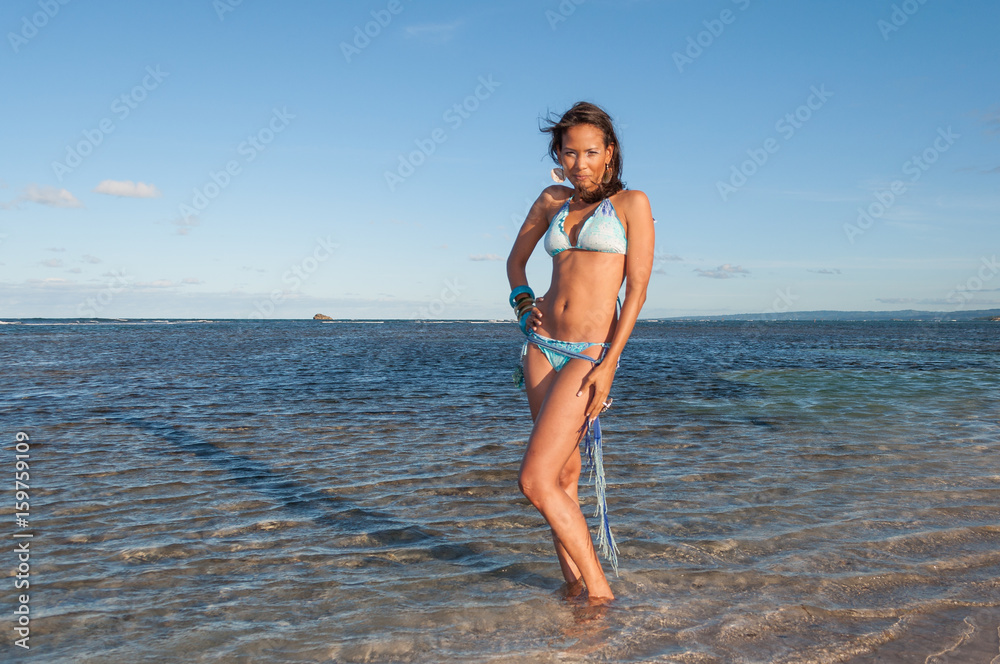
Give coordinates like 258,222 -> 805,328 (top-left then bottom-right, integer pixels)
405,20 -> 462,42
808,268 -> 842,275
469,253 -> 502,261
877,296 -> 1000,305
172,214 -> 200,236
182,277 -> 202,284
93,180 -> 162,198
41,258 -> 64,268
82,255 -> 102,264
2,184 -> 83,209
25,185 -> 83,208
695,264 -> 750,279
26,277 -> 72,285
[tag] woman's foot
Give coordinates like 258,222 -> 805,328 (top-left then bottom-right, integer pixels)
585,590 -> 614,606
560,577 -> 586,599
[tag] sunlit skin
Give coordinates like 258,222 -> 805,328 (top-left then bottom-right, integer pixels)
507,122 -> 655,603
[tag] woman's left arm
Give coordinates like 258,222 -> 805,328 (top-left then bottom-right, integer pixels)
577,190 -> 655,421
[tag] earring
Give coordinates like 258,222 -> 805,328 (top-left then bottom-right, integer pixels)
602,163 -> 613,184
551,167 -> 565,183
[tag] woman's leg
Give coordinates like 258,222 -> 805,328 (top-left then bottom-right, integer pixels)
523,345 -> 583,586
553,450 -> 584,592
520,346 -> 614,600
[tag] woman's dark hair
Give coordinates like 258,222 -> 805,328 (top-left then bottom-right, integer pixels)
540,101 -> 625,202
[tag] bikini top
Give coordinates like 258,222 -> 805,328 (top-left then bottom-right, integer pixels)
543,197 -> 627,257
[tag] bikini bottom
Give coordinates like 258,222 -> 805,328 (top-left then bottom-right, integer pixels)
521,330 -> 609,371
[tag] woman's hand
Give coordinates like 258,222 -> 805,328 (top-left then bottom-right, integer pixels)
577,360 -> 616,422
527,296 -> 544,331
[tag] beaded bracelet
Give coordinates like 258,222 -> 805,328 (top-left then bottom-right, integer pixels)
514,297 -> 535,318
509,285 -> 535,309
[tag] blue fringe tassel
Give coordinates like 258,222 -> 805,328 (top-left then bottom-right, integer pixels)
582,415 -> 620,576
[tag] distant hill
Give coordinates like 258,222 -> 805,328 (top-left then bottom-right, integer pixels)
662,309 -> 1000,322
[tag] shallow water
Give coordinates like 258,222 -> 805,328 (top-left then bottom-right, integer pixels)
2,319 -> 999,662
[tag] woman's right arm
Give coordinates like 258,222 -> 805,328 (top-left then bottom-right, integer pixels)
506,186 -> 562,288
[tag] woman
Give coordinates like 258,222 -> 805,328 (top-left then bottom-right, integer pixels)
506,102 -> 654,603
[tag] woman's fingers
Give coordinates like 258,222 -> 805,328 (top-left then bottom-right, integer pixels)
578,366 -> 612,418
586,390 -> 608,421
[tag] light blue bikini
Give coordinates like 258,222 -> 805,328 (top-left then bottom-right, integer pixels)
528,195 -> 626,374
543,196 -> 627,257
523,331 -> 609,372
529,195 -> 626,373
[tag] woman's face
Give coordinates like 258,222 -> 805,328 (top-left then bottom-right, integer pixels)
559,123 -> 613,194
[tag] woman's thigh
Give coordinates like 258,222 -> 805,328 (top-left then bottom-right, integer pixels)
523,343 -> 555,420
523,342 -> 605,421
520,354 -> 601,482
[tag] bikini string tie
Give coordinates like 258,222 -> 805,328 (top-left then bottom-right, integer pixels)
583,414 -> 620,576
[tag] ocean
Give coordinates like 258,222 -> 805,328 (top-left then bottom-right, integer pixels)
2,319 -> 999,663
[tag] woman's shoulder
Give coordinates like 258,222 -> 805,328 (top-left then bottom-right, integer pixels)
535,185 -> 574,215
611,188 -> 649,206
611,189 -> 651,215
540,184 -> 574,203
609,189 -> 653,231
521,185 -> 572,229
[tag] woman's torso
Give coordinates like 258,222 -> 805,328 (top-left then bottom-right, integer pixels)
535,190 -> 628,343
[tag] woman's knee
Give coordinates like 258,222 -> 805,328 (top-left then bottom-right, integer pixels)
518,469 -> 555,507
517,470 -> 538,502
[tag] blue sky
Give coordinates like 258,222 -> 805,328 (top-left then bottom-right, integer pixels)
2,0 -> 998,319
